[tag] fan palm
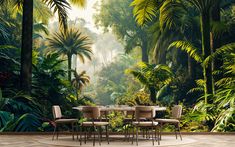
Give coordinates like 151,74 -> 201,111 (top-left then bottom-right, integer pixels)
71,70 -> 90,100
48,28 -> 92,81
127,62 -> 173,103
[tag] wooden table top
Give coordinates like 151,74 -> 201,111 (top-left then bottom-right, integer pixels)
73,106 -> 166,111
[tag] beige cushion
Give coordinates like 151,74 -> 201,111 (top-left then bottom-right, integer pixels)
155,119 -> 179,123
82,121 -> 109,126
55,119 -> 78,123
132,121 -> 158,126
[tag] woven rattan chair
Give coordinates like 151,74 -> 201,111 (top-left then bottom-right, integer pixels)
52,105 -> 78,140
80,106 -> 109,146
155,105 -> 182,140
132,106 -> 160,146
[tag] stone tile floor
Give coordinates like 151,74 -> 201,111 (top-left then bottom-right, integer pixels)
0,134 -> 234,147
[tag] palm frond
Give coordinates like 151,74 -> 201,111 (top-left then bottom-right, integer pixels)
127,69 -> 149,86
70,0 -> 87,7
42,0 -> 70,31
47,28 -> 92,63
159,0 -> 186,30
169,40 -> 203,63
131,0 -> 162,25
204,43 -> 235,66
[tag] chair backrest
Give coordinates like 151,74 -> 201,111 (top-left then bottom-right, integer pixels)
82,106 -> 100,119
135,106 -> 153,121
126,110 -> 135,116
52,105 -> 62,119
171,105 -> 182,119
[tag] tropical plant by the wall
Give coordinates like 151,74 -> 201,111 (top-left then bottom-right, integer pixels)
127,62 -> 174,103
0,89 -> 43,132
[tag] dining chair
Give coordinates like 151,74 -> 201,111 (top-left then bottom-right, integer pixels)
155,105 -> 182,140
123,109 -> 135,141
80,106 -> 109,146
132,106 -> 160,146
52,105 -> 78,140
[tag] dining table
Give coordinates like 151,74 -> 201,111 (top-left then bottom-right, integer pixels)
73,105 -> 167,117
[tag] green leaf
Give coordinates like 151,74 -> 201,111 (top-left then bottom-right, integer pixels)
169,41 -> 203,63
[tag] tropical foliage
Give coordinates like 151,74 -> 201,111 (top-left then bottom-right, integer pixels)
0,0 -> 234,132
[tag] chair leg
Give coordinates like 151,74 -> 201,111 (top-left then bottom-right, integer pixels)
84,127 -> 87,144
174,124 -> 178,139
152,127 -> 154,146
52,125 -> 57,140
178,123 -> 182,141
80,126 -> 82,145
155,127 -> 157,141
124,125 -> 127,140
56,125 -> 59,140
132,126 -> 134,144
72,123 -> 74,140
136,126 -> 138,146
160,123 -> 163,140
93,126 -> 96,146
127,126 -> 130,142
157,127 -> 160,145
99,127 -> 102,145
100,126 -> 103,143
105,125 -> 109,144
142,128 -> 145,138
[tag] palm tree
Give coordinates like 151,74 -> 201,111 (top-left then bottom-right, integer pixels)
20,0 -> 33,93
48,28 -> 92,81
131,0 -> 234,102
0,0 -> 87,93
71,70 -> 90,100
127,62 -> 173,103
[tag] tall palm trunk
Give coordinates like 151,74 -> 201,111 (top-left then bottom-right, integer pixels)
67,54 -> 72,82
20,0 -> 33,94
211,2 -> 223,84
188,55 -> 196,80
149,86 -> 156,103
200,10 -> 213,104
141,39 -> 149,63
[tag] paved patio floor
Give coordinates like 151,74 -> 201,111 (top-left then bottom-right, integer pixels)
0,134 -> 234,147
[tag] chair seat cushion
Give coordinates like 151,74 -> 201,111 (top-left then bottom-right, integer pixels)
82,121 -> 109,126
123,118 -> 133,122
155,119 -> 179,123
55,119 -> 78,123
132,121 -> 158,126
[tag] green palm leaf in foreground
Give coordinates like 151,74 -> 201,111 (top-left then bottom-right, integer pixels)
131,0 -> 164,26
169,41 -> 203,63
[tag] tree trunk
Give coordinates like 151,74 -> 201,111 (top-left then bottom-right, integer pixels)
68,54 -> 72,82
211,2 -> 223,85
20,0 -> 33,94
201,11 -> 213,104
141,40 -> 149,63
188,55 -> 195,80
149,86 -> 156,103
